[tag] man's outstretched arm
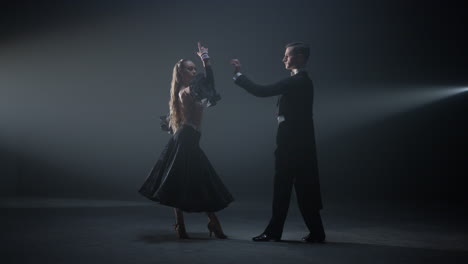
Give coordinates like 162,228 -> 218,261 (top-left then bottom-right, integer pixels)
230,59 -> 293,97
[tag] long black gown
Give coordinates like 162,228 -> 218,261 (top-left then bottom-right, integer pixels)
139,65 -> 233,212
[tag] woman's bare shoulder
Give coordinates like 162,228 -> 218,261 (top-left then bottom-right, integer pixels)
178,87 -> 192,103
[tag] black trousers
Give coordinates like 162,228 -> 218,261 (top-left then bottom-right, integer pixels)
264,144 -> 324,238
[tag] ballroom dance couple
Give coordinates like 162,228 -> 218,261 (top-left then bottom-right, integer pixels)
139,42 -> 325,243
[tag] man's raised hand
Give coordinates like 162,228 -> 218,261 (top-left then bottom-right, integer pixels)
230,59 -> 241,74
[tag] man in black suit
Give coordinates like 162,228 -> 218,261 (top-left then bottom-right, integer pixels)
230,42 -> 325,243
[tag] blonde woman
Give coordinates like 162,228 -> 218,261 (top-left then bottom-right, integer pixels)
140,42 -> 233,239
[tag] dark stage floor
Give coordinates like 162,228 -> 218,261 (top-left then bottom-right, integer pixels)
1,197 -> 467,264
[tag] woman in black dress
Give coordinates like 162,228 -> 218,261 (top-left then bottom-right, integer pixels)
139,42 -> 233,239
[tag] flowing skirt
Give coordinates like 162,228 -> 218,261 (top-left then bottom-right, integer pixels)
139,125 -> 234,212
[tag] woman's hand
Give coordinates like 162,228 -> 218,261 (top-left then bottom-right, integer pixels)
230,59 -> 241,74
196,41 -> 209,61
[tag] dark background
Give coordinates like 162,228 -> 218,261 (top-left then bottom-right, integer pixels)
1,0 -> 467,205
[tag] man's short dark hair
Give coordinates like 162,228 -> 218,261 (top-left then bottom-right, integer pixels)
285,42 -> 310,61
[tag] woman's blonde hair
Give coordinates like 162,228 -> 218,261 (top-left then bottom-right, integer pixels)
168,59 -> 187,132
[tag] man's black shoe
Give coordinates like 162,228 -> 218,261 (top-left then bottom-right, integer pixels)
252,233 -> 281,242
302,233 -> 326,243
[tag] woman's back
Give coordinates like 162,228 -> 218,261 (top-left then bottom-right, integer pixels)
179,86 -> 204,130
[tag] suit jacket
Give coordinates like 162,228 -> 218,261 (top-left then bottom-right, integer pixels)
234,71 -> 316,148
235,71 -> 322,210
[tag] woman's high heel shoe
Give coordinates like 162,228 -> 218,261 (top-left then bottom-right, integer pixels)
207,221 -> 227,239
174,223 -> 189,239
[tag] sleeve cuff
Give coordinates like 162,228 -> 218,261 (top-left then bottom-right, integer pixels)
232,72 -> 242,81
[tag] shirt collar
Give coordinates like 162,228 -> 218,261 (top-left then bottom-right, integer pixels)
291,68 -> 306,76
